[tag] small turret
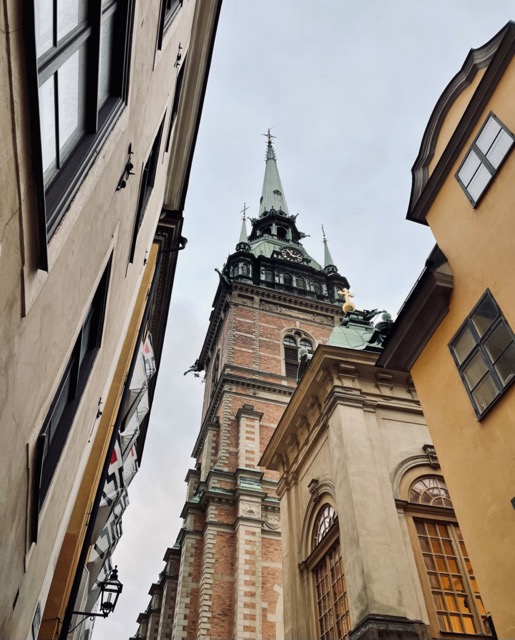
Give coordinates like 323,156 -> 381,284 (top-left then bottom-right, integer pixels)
236,203 -> 251,252
322,225 -> 338,274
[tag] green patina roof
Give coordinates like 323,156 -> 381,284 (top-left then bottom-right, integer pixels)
259,140 -> 289,216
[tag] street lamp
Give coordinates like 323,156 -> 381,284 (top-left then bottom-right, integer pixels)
72,566 -> 123,619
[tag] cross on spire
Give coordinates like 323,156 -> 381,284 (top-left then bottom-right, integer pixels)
262,128 -> 276,144
241,202 -> 249,220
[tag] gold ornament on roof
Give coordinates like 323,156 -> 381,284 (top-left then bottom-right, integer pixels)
338,288 -> 356,314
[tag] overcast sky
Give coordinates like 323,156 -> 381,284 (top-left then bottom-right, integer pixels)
95,3 -> 514,638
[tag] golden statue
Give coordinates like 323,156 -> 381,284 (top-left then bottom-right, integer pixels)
338,288 -> 356,314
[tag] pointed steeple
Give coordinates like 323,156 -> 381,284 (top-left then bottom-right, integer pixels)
322,225 -> 338,274
259,129 -> 289,216
236,203 -> 250,252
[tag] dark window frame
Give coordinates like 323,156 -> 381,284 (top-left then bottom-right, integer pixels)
283,334 -> 313,379
304,506 -> 350,640
449,290 -> 515,419
34,257 -> 112,534
129,116 -> 166,262
165,55 -> 187,153
157,0 -> 183,50
27,1 -> 135,269
455,112 -> 514,208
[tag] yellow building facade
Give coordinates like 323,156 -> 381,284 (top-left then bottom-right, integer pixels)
379,22 -> 515,639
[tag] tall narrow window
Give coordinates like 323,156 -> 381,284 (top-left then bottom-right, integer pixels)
310,505 -> 350,640
29,0 -> 135,262
130,117 -> 166,261
283,334 -> 313,379
408,475 -> 489,636
165,56 -> 186,153
35,258 -> 112,518
157,0 -> 182,49
456,113 -> 514,206
450,290 -> 515,417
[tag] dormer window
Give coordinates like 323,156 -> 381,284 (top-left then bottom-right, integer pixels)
273,189 -> 282,195
456,113 -> 513,206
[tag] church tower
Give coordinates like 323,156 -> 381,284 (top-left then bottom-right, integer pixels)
133,134 -> 350,640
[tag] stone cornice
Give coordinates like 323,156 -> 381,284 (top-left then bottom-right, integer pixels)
197,280 -> 344,372
377,247 -> 453,371
261,345 -> 422,472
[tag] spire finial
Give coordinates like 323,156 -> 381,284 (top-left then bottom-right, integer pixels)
241,202 -> 249,221
322,224 -> 338,273
262,128 -> 276,144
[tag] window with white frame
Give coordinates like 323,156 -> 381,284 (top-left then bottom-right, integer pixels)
455,113 -> 514,206
450,290 -> 515,417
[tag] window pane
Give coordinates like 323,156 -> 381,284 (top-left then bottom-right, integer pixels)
99,14 -> 115,108
57,0 -> 88,41
471,374 -> 498,412
467,164 -> 492,202
39,76 -> 57,177
486,128 -> 513,169
484,322 -> 511,362
471,295 -> 498,336
36,0 -> 54,57
48,372 -> 73,444
494,342 -> 515,386
58,46 -> 87,161
458,150 -> 481,186
452,326 -> 476,364
463,352 -> 488,390
476,117 -> 501,156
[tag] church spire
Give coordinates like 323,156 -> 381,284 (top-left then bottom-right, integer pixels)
322,225 -> 338,274
236,203 -> 250,252
259,129 -> 289,216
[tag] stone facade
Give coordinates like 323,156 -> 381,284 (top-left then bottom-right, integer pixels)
262,343 -> 491,640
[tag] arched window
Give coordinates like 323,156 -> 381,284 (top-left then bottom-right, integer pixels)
277,226 -> 287,240
283,334 -> 314,379
313,281 -> 322,296
283,273 -> 292,288
264,269 -> 274,283
296,276 -> 306,289
241,262 -> 250,276
310,505 -> 350,640
407,475 -> 489,636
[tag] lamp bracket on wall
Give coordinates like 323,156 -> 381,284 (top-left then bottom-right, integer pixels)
116,144 -> 135,191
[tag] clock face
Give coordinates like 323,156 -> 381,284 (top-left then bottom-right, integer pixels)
281,248 -> 303,262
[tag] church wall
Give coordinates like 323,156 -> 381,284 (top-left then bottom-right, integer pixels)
267,351 -> 434,640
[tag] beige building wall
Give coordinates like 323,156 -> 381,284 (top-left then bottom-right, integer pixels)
263,345 -> 490,640
0,1 -> 221,638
